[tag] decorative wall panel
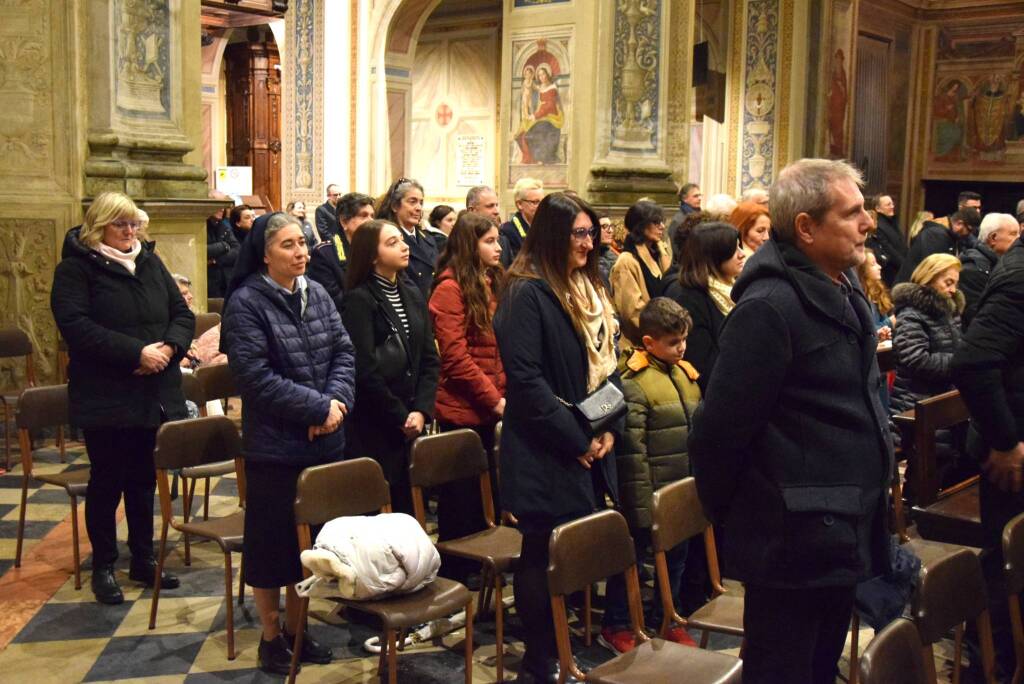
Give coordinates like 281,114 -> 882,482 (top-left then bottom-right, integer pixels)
740,0 -> 779,189
610,0 -> 662,155
114,0 -> 171,117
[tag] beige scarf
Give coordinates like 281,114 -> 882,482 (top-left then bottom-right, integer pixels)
707,276 -> 736,316
95,240 -> 143,275
568,271 -> 619,392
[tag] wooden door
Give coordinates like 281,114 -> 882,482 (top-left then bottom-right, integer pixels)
225,41 -> 282,210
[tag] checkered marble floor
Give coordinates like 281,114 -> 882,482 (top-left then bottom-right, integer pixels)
0,439 -> 974,682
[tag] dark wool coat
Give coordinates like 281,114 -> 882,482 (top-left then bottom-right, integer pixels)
689,239 -> 892,589
428,270 -> 506,426
494,277 -> 622,529
663,281 -> 726,392
314,202 -> 338,242
897,221 -> 963,283
207,218 -> 240,298
498,212 -> 529,269
51,227 -> 194,428
307,233 -> 351,314
889,282 -> 964,414
871,214 -> 907,287
959,242 -> 999,328
341,277 -> 439,485
952,239 -> 1024,548
401,228 -> 439,301
222,274 -> 356,468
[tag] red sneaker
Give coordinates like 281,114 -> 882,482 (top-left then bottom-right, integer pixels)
664,624 -> 698,647
598,627 -> 637,654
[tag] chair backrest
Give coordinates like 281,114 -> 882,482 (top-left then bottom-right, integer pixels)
911,548 -> 988,644
208,298 -> 225,315
651,477 -> 708,553
0,327 -> 32,358
409,430 -> 488,488
294,458 -> 391,525
876,345 -> 895,373
548,509 -> 636,597
195,362 -> 238,401
1003,512 -> 1024,597
859,617 -> 928,684
916,390 -> 969,432
194,312 -> 221,339
154,416 -> 242,470
16,384 -> 69,431
180,372 -> 206,405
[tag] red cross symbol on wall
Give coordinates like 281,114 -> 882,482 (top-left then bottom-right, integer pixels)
435,102 -> 453,126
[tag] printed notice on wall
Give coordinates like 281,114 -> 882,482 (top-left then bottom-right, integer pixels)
215,166 -> 253,196
455,136 -> 486,187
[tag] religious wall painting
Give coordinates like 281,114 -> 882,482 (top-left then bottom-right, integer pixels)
925,24 -> 1024,180
115,0 -> 172,118
821,0 -> 854,160
509,32 -> 572,188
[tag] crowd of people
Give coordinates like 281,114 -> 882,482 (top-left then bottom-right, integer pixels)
47,163 -> 1024,682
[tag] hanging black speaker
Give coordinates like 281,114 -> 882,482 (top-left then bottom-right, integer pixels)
693,42 -> 710,87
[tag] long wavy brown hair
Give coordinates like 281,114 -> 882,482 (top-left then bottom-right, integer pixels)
434,212 -> 505,334
856,248 -> 893,315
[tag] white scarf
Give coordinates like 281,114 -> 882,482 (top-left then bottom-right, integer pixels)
707,276 -> 736,316
568,272 -> 619,392
95,240 -> 143,275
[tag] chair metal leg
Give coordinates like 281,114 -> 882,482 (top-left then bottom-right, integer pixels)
700,630 -> 710,648
464,598 -> 474,684
14,472 -> 29,567
288,597 -> 308,684
224,551 -> 236,660
71,496 -> 82,590
387,629 -> 399,684
495,575 -> 504,684
148,516 -> 171,630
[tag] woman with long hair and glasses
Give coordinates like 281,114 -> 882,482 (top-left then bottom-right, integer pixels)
342,219 -> 440,515
222,212 -> 356,674
51,191 -> 194,605
495,192 -> 622,681
610,199 -> 673,351
428,212 -> 507,581
376,178 -> 436,300
664,221 -> 745,391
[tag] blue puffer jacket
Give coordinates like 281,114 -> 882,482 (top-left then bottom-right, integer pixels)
222,273 -> 356,467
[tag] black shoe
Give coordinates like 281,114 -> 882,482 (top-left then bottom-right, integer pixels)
129,560 -> 180,589
284,629 -> 334,664
258,633 -> 300,676
91,566 -> 124,605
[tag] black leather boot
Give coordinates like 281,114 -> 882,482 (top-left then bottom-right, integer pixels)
129,559 -> 180,589
258,633 -> 299,676
91,566 -> 124,605
284,628 -> 334,664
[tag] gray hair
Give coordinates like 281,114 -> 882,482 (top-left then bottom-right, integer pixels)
704,193 -> 738,218
466,185 -> 495,209
171,273 -> 191,287
1016,198 -> 1024,222
264,212 -> 302,251
741,187 -> 769,204
770,158 -> 864,243
513,177 -> 543,202
979,213 -> 1018,243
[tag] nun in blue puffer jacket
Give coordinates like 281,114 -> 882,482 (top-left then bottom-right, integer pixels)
221,211 -> 356,675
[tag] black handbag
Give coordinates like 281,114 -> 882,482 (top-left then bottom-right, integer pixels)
375,325 -> 409,382
557,380 -> 627,437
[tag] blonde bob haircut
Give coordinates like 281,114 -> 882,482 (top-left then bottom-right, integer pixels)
79,192 -> 146,248
910,253 -> 961,288
513,177 -> 544,202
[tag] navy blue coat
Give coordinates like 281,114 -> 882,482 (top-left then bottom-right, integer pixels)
494,277 -> 621,530
689,240 -> 892,589
222,274 -> 356,468
402,228 -> 439,301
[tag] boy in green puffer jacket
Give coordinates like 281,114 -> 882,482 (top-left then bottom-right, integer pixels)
599,297 -> 702,654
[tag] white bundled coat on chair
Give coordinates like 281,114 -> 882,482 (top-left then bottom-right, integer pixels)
296,512 -> 440,600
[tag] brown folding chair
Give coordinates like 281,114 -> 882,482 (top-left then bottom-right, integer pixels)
859,617 -> 929,684
288,458 -> 474,684
1003,512 -> 1024,684
14,385 -> 83,587
194,312 -> 221,339
911,547 -> 996,683
547,509 -> 743,683
1,328 -> 37,469
207,298 -> 225,315
410,429 -> 521,682
149,416 -> 245,659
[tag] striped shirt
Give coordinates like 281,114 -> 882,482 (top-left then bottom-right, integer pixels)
374,273 -> 410,336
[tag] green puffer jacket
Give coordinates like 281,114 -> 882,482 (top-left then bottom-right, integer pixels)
616,350 -> 702,529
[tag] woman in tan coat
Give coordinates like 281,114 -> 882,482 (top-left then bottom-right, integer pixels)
610,199 -> 673,351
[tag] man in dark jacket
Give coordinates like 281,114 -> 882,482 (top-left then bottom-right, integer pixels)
869,194 -> 906,287
896,207 -> 980,283
690,159 -> 892,683
314,184 -> 341,242
960,213 -> 1021,326
667,182 -> 702,245
499,178 -> 543,267
952,237 -> 1024,678
207,210 -> 239,298
307,192 -> 375,312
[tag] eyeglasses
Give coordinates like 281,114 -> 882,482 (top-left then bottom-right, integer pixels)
571,226 -> 597,242
519,198 -> 541,207
110,220 -> 141,231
